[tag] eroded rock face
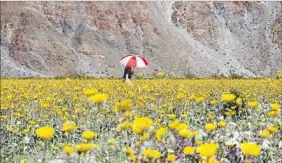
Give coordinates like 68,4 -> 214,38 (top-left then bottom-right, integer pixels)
273,15 -> 282,44
1,1 -> 281,78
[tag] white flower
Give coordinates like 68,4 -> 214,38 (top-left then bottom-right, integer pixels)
279,141 -> 282,148
225,137 -> 239,146
261,139 -> 270,149
220,158 -> 231,163
24,136 -> 30,144
167,149 -> 174,153
219,116 -> 224,120
229,122 -> 237,126
198,129 -> 207,139
233,131 -> 240,139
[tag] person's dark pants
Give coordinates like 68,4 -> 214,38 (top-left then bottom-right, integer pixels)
123,73 -> 132,80
123,67 -> 132,80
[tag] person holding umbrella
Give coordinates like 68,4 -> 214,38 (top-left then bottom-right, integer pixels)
120,54 -> 148,83
123,66 -> 134,83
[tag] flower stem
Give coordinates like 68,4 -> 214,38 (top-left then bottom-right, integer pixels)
42,141 -> 48,163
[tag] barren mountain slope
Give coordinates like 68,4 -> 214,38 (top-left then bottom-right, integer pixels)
1,1 -> 281,78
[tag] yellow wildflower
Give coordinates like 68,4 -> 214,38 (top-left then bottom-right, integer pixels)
82,130 -> 97,140
132,117 -> 153,135
240,142 -> 261,157
268,125 -> 278,133
178,129 -> 194,138
141,133 -> 150,141
168,120 -> 180,130
218,120 -> 227,128
75,143 -> 93,153
248,101 -> 259,108
129,155 -> 136,161
36,127 -> 55,140
123,147 -> 135,156
271,103 -> 280,111
183,146 -> 195,155
22,129 -> 29,134
0,115 -> 8,120
61,121 -> 77,132
117,99 -> 133,111
197,143 -> 218,157
143,149 -> 161,159
175,123 -> 189,132
205,123 -> 217,131
155,127 -> 167,142
210,100 -> 217,105
267,111 -> 279,117
168,114 -> 177,120
221,93 -> 236,102
200,157 -> 220,163
208,114 -> 215,120
260,130 -> 270,138
195,97 -> 206,103
89,93 -> 108,103
63,145 -> 74,156
108,138 -> 115,147
236,98 -> 243,105
167,154 -> 177,162
83,89 -> 98,96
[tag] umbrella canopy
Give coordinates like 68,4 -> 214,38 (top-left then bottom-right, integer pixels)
119,54 -> 148,68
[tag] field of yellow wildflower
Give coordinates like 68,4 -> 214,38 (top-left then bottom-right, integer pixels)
0,78 -> 282,163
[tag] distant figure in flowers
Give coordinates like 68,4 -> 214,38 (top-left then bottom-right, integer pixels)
123,66 -> 134,83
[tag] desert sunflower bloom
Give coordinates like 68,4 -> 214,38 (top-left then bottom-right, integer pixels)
117,99 -> 133,111
236,98 -> 243,105
83,89 -> 98,96
197,143 -> 218,157
89,93 -> 108,103
207,114 -> 215,120
268,125 -> 278,133
61,121 -> 77,132
155,127 -> 167,142
183,146 -> 195,155
82,130 -> 97,140
36,127 -> 55,140
271,103 -> 280,111
132,117 -> 152,135
267,111 -> 279,117
248,101 -> 259,108
167,154 -> 177,162
210,99 -> 217,105
178,129 -> 194,138
240,142 -> 261,157
218,120 -> 227,128
205,123 -> 217,131
168,120 -> 180,130
63,145 -> 74,156
260,130 -> 270,138
75,143 -> 94,153
221,93 -> 236,102
123,147 -> 135,156
143,149 -> 161,159
175,123 -> 189,132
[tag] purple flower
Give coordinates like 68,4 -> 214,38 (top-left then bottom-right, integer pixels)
181,141 -> 193,147
177,153 -> 185,159
228,147 -> 241,157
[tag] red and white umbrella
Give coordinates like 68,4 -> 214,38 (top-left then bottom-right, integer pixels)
119,54 -> 148,68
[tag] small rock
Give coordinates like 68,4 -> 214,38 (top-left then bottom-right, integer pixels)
48,159 -> 65,163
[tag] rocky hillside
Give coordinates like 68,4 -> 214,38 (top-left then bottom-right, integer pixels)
1,1 -> 282,78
